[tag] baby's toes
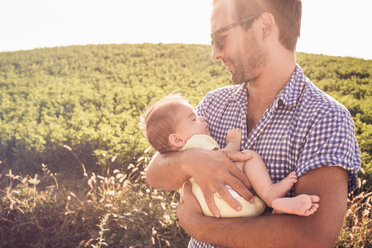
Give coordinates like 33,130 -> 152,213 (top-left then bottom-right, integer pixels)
310,195 -> 320,203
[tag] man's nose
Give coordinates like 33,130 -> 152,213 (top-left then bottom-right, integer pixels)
211,45 -> 223,61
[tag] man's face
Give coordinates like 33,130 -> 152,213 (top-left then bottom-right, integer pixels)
210,0 -> 267,84
175,104 -> 210,141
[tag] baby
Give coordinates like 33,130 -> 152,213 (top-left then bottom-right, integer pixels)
142,95 -> 320,217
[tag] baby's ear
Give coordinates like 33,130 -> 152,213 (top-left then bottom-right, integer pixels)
169,133 -> 186,148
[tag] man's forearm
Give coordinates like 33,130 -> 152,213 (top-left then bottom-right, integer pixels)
178,166 -> 348,248
191,212 -> 328,248
146,151 -> 191,190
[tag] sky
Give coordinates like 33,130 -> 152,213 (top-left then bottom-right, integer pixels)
0,0 -> 371,60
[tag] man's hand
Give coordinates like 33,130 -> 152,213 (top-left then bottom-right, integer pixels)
181,149 -> 253,217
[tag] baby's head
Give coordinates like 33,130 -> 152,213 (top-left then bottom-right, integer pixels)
142,94 -> 210,154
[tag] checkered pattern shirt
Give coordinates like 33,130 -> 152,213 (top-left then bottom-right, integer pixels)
189,65 -> 361,248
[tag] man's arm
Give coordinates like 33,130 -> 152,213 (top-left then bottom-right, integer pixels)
146,151 -> 190,190
146,148 -> 254,216
177,166 -> 348,248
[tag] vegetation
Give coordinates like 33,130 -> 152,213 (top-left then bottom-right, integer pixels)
0,44 -> 371,247
0,161 -> 186,247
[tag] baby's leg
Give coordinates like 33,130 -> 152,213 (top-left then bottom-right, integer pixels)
272,194 -> 320,216
242,151 -> 297,207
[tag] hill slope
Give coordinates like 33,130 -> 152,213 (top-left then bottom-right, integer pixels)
0,44 -> 371,180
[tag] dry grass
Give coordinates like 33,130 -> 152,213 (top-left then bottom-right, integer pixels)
0,159 -> 188,248
0,156 -> 370,247
336,175 -> 371,247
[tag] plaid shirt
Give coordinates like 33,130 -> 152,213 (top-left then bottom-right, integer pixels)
189,65 -> 361,248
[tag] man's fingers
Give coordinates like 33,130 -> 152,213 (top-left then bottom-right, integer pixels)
203,190 -> 221,218
225,176 -> 253,202
227,161 -> 252,189
215,184 -> 243,211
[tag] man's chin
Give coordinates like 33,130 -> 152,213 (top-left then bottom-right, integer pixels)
231,73 -> 244,85
232,73 -> 257,85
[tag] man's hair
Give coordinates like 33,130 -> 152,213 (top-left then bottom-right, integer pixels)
141,94 -> 188,154
262,0 -> 302,51
217,0 -> 302,51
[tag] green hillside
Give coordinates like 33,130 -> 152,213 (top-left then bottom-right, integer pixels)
0,44 -> 371,247
0,44 -> 370,177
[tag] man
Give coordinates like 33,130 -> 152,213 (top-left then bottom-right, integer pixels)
146,0 -> 361,247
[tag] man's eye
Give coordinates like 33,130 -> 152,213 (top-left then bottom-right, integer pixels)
215,36 -> 227,49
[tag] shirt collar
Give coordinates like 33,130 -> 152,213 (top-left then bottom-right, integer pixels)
230,82 -> 248,105
276,64 -> 307,108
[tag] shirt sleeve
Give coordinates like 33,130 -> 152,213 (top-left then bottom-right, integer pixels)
296,108 -> 361,193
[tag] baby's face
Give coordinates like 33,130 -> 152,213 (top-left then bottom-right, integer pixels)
175,104 -> 210,141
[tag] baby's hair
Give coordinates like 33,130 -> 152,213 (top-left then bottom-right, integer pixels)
141,94 -> 189,154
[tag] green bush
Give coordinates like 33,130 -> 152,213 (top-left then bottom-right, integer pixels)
0,45 -> 371,183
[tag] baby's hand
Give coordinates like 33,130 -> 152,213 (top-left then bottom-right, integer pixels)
226,128 -> 242,144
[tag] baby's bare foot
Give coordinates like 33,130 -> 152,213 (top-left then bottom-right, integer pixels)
272,194 -> 320,216
301,195 -> 320,216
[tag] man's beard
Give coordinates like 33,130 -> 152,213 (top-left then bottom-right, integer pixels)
230,36 -> 266,85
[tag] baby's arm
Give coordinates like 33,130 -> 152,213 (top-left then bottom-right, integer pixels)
224,128 -> 242,152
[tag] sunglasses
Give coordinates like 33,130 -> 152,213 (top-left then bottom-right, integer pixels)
211,15 -> 256,50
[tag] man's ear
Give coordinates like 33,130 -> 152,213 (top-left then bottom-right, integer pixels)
259,12 -> 275,39
169,133 -> 186,148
